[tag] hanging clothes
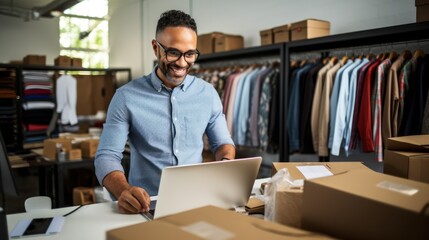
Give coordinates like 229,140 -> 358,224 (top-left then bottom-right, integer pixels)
56,74 -> 78,125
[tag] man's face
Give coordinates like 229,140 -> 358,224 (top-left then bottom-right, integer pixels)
152,27 -> 198,88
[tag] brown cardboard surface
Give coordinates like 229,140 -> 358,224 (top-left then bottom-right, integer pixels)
302,169 -> 429,240
92,75 -> 115,113
80,139 -> 99,159
71,58 -> 82,67
214,34 -> 244,53
273,24 -> 290,43
23,55 -> 46,65
197,32 -> 223,54
416,0 -> 429,6
107,205 -> 334,240
290,19 -> 330,41
67,148 -> 82,160
417,4 -> 429,22
54,56 -> 71,67
260,29 -> 273,45
75,75 -> 93,115
43,138 -> 73,160
386,135 -> 429,152
384,150 -> 429,183
272,161 -> 369,178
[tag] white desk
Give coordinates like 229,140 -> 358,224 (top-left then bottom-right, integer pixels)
7,178 -> 270,240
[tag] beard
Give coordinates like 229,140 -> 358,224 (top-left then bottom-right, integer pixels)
158,61 -> 192,87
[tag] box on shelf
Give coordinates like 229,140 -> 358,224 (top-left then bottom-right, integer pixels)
54,55 -> 72,67
416,0 -> 429,22
260,28 -> 274,45
384,135 -> 429,183
215,34 -> 244,53
107,205 -> 334,240
273,24 -> 290,43
67,148 -> 82,161
302,168 -> 429,240
269,162 -> 370,228
23,55 -> 46,65
290,19 -> 330,41
71,58 -> 83,67
197,32 -> 224,54
197,32 -> 244,54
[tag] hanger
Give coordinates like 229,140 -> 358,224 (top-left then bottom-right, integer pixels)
413,49 -> 425,61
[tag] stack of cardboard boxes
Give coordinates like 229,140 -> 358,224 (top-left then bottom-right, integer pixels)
105,135 -> 429,239
43,133 -> 99,161
260,18 -> 331,45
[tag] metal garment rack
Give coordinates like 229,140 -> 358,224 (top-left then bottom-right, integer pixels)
197,43 -> 287,161
0,63 -> 132,153
284,21 -> 429,162
197,21 -> 429,163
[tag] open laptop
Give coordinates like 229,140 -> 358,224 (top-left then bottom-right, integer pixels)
142,156 -> 262,220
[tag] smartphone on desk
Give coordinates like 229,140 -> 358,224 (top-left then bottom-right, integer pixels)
10,217 -> 64,238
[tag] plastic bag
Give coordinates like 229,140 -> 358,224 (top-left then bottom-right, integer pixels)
264,168 -> 303,222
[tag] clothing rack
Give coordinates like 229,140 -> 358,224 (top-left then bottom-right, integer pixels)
197,44 -> 287,163
0,63 -> 132,153
284,21 -> 429,162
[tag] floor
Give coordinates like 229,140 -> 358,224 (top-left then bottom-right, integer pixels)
4,149 -> 382,215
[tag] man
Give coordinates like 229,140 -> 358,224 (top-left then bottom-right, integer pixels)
94,10 -> 235,214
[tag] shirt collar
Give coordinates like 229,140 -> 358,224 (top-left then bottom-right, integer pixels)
150,65 -> 193,93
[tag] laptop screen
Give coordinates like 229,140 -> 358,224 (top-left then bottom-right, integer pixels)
150,156 -> 262,219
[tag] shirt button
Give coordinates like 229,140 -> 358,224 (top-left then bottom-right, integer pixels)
172,96 -> 176,100
174,117 -> 177,121
175,149 -> 179,153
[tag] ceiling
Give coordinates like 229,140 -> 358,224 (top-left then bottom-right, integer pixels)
0,0 -> 82,21
0,0 -> 53,9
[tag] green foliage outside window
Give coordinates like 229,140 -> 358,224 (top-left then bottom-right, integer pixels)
59,0 -> 108,68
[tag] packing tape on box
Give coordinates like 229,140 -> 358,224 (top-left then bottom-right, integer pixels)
274,187 -> 303,228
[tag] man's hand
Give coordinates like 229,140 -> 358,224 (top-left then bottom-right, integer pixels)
117,186 -> 151,214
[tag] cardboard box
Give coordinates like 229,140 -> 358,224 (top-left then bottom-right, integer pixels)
290,19 -> 330,41
215,34 -> 244,53
273,24 -> 290,43
43,138 -> 73,160
75,75 -> 93,115
271,161 -> 369,177
384,150 -> 429,183
54,56 -> 72,67
67,148 -> 82,160
197,32 -> 223,54
107,205 -> 334,240
385,135 -> 429,152
260,28 -> 274,45
416,0 -> 429,22
197,32 -> 244,54
71,58 -> 83,67
302,169 -> 429,240
384,135 -> 429,183
73,187 -> 95,205
81,139 -> 99,159
270,162 -> 370,228
23,55 -> 46,65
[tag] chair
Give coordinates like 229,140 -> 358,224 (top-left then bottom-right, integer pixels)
24,196 -> 52,212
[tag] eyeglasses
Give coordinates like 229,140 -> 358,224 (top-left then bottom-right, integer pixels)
155,40 -> 200,64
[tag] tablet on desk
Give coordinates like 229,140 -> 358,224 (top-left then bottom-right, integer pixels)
10,216 -> 64,238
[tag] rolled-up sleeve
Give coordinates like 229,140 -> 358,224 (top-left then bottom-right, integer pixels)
206,87 -> 235,152
94,90 -> 130,185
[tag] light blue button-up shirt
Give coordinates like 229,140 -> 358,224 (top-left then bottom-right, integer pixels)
94,66 -> 234,196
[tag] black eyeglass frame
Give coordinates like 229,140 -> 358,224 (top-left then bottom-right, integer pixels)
155,40 -> 200,64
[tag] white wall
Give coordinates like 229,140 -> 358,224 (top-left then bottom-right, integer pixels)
133,0 -> 416,76
0,0 -> 417,79
0,15 -> 59,65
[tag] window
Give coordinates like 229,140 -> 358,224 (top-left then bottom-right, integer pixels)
59,0 -> 108,68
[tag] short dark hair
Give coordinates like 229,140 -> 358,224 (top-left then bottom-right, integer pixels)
156,10 -> 197,35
